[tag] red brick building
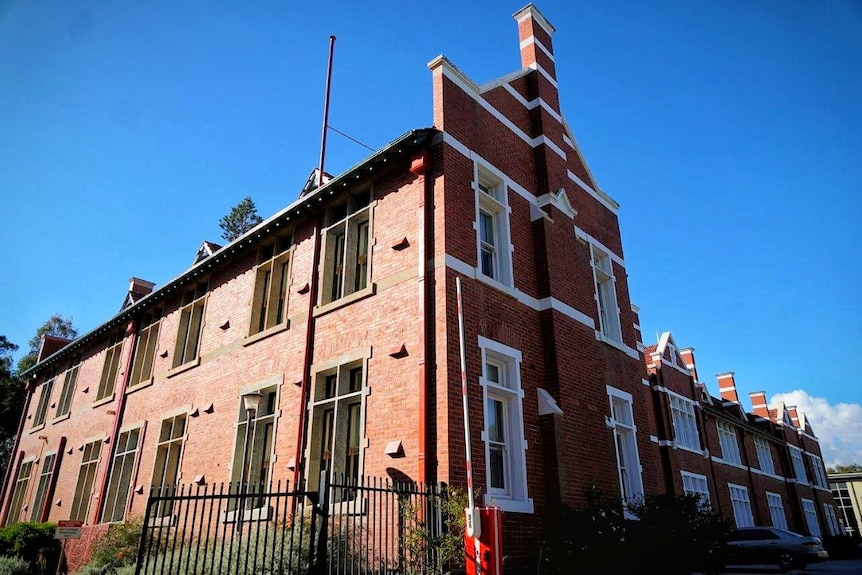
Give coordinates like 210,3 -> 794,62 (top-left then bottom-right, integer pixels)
0,3 -> 840,569
644,332 -> 842,538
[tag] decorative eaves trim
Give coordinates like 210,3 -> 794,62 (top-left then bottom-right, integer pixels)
536,188 -> 578,220
537,388 -> 563,416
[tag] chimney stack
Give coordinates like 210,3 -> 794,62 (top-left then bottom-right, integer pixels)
121,277 -> 155,310
716,372 -> 739,404
129,277 -> 155,299
679,347 -> 699,382
787,406 -> 800,428
513,4 -> 557,81
749,391 -> 769,418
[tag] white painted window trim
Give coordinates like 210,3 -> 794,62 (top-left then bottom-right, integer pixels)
606,385 -> 645,518
789,445 -> 809,485
823,503 -> 841,536
808,453 -> 828,489
669,395 -> 701,451
473,163 -> 515,289
753,436 -> 775,476
766,491 -> 788,530
801,498 -> 822,538
589,244 -> 623,345
681,471 -> 710,508
728,483 -> 755,528
478,336 -> 533,514
717,421 -> 742,465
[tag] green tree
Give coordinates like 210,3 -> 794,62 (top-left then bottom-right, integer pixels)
219,196 -> 263,242
827,463 -> 862,474
15,314 -> 78,374
0,335 -> 22,478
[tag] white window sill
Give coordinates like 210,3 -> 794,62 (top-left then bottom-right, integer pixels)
476,270 -> 516,297
710,456 -> 747,471
748,467 -> 785,482
673,443 -> 705,456
484,493 -> 533,514
596,332 -> 639,360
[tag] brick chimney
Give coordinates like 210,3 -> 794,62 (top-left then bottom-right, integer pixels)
749,391 -> 769,418
679,347 -> 699,382
513,4 -> 556,81
716,372 -> 739,404
121,277 -> 155,310
787,405 -> 800,428
129,277 -> 155,299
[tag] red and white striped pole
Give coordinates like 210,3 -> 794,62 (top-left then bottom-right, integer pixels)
457,277 -> 482,544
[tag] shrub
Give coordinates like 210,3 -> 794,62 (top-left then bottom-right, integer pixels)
628,493 -> 731,574
402,485 -> 469,575
0,522 -> 60,574
0,556 -> 31,575
77,519 -> 142,575
537,486 -> 730,575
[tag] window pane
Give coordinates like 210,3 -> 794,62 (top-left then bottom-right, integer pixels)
486,363 -> 500,385
489,446 -> 505,490
354,220 -> 369,292
487,398 -> 505,442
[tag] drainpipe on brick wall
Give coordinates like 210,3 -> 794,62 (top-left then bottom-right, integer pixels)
0,384 -> 34,525
411,150 -> 432,485
293,218 -> 322,489
91,319 -> 138,524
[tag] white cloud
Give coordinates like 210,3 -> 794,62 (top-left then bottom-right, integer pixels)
770,390 -> 862,469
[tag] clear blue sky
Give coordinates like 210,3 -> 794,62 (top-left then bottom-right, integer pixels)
1,2 -> 860,461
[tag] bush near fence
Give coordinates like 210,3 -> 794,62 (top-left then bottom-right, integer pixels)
0,521 -> 60,575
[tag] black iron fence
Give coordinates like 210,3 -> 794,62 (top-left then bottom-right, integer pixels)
135,474 -> 451,574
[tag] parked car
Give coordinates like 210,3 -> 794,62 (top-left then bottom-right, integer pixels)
714,526 -> 829,572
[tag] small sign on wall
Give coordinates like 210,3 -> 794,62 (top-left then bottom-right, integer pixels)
54,520 -> 83,539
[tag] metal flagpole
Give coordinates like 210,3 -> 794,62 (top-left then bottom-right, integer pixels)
457,277 -> 482,567
317,35 -> 336,187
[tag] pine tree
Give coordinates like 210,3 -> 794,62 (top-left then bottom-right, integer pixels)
219,196 -> 263,242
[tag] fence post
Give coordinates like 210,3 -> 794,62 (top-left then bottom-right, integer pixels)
310,471 -> 330,574
134,486 -> 155,575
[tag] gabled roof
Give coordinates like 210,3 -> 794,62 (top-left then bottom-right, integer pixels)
193,241 -> 223,265
655,331 -> 680,360
299,168 -> 333,198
